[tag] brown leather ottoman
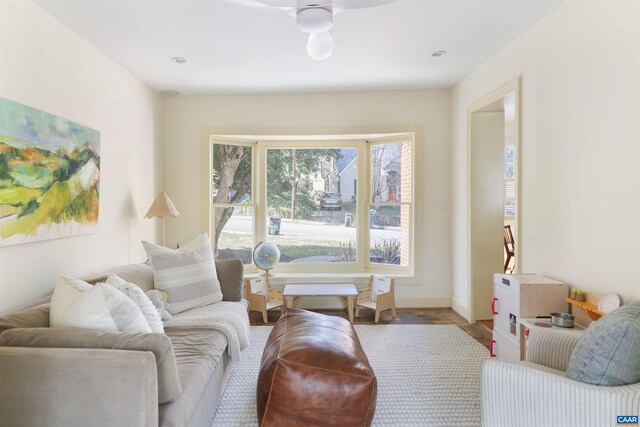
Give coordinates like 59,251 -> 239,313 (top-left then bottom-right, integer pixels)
257,309 -> 377,427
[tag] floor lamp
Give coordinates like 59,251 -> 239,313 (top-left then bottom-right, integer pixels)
145,191 -> 180,246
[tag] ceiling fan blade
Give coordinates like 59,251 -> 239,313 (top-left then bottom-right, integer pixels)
226,0 -> 336,9
224,0 -> 295,13
333,0 -> 396,13
227,0 -> 395,13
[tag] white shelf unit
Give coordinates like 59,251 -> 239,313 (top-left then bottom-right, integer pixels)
490,273 -> 569,363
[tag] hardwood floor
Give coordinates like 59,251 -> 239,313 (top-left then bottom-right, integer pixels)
249,308 -> 493,350
477,319 -> 493,334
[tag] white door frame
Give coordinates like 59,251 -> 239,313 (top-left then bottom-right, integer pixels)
467,78 -> 522,324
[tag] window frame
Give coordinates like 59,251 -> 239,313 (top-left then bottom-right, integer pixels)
209,133 -> 415,277
209,137 -> 257,266
259,139 -> 365,274
365,135 -> 414,274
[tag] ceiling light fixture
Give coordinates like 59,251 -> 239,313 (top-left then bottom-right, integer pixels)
160,90 -> 180,97
171,57 -> 187,64
297,6 -> 333,33
229,0 -> 396,60
307,32 -> 333,60
431,50 -> 447,57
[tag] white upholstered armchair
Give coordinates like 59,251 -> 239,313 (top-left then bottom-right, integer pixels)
482,327 -> 640,427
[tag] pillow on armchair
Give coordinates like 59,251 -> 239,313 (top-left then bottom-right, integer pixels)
566,299 -> 640,385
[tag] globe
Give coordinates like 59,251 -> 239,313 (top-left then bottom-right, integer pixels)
253,241 -> 280,271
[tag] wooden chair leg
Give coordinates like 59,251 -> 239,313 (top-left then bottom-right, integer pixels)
355,306 -> 360,317
375,309 -> 380,323
261,309 -> 268,323
391,305 -> 397,318
504,253 -> 512,273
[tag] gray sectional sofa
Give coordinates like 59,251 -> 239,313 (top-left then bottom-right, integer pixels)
0,259 -> 248,427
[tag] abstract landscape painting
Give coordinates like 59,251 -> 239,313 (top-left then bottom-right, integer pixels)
0,97 -> 100,246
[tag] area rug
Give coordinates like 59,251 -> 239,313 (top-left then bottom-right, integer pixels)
210,324 -> 489,427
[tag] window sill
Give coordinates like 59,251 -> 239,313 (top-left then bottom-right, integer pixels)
244,271 -> 415,286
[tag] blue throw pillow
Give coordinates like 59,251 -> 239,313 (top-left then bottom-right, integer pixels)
566,300 -> 640,385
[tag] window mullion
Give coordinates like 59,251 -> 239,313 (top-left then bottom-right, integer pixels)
255,142 -> 266,246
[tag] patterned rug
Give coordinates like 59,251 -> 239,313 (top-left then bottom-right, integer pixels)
211,324 -> 489,427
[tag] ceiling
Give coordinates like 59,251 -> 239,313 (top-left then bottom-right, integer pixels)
34,0 -> 562,96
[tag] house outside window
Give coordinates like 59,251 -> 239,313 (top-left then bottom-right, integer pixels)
368,139 -> 412,267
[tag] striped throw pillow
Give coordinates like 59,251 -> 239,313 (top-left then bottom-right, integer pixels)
142,232 -> 223,314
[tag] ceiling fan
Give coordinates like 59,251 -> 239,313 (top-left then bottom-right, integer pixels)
228,0 -> 397,60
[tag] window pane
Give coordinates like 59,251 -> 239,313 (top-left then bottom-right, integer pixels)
369,204 -> 410,266
212,144 -> 252,204
266,147 -> 357,263
213,206 -> 253,264
505,200 -> 516,217
371,141 -> 412,203
504,144 -> 515,179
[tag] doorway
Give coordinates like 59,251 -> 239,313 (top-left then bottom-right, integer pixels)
468,79 -> 521,324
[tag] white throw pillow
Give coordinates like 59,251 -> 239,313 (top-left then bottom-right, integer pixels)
50,276 -> 152,333
105,274 -> 164,333
142,232 -> 223,314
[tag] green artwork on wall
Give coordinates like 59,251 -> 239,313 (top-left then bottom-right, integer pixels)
0,97 -> 100,246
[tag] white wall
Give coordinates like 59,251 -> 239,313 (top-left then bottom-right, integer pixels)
0,1 -> 162,314
162,90 -> 451,306
451,0 -> 640,318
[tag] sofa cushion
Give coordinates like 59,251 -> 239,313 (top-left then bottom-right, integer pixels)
50,277 -> 151,334
0,327 -> 182,404
566,300 -> 640,385
0,304 -> 50,334
106,274 -> 164,333
160,328 -> 228,426
82,262 -> 155,292
215,259 -> 243,302
143,232 -> 223,314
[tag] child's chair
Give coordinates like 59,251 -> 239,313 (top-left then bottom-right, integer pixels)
245,277 -> 284,323
355,276 -> 396,323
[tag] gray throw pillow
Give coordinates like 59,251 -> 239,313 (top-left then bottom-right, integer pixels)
215,259 -> 244,302
566,300 -> 640,385
82,263 -> 155,292
0,327 -> 182,403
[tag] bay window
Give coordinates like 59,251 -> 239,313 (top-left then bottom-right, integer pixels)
211,134 -> 413,275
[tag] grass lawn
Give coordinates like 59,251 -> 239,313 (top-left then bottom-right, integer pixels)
218,232 -> 349,263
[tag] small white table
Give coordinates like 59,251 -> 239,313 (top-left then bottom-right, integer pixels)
283,283 -> 359,322
519,318 -> 586,361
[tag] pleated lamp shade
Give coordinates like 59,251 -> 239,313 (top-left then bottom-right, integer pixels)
145,191 -> 180,219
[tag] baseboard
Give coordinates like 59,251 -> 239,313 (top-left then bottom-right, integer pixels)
290,295 -> 452,310
395,295 -> 451,308
451,297 -> 470,322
